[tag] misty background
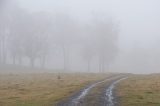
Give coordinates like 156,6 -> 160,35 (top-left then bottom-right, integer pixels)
0,0 -> 160,74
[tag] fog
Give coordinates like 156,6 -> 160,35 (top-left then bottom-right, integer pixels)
0,0 -> 160,74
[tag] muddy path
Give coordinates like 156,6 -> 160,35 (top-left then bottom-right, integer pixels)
56,75 -> 128,106
104,77 -> 127,106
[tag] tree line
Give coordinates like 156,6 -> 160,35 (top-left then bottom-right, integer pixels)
0,1 -> 119,72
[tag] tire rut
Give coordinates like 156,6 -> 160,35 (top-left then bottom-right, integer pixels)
56,75 -> 127,106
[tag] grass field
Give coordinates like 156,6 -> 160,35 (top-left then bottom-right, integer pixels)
0,73 -> 111,106
116,74 -> 160,106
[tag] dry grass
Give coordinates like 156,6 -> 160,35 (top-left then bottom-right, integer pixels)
116,74 -> 160,106
0,73 -> 111,106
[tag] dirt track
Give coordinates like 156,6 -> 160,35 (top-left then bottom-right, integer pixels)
56,75 -> 127,106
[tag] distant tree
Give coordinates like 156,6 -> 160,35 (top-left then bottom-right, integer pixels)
21,13 -> 52,68
93,18 -> 119,72
31,13 -> 52,68
0,0 -> 22,65
83,44 -> 94,72
81,25 -> 95,72
0,6 -> 10,64
9,8 -> 27,65
53,13 -> 78,71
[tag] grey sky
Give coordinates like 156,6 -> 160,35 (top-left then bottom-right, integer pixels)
17,0 -> 160,50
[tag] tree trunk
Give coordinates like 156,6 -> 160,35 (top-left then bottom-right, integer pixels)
99,57 -> 101,73
18,56 -> 22,65
2,36 -> 6,64
102,60 -> 105,73
105,63 -> 110,72
62,45 -> 69,71
13,55 -> 16,65
2,34 -> 7,65
63,45 -> 66,71
0,39 -> 2,64
41,55 -> 46,69
87,59 -> 91,72
99,56 -> 102,73
30,57 -> 35,68
2,37 -> 4,64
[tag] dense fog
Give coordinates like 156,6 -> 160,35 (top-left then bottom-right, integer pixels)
0,0 -> 160,74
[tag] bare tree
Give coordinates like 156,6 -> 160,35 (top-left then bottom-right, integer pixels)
9,9 -> 26,65
81,25 -> 95,72
93,18 -> 119,72
0,0 -> 22,65
0,9 -> 9,64
32,13 -> 52,68
21,14 -> 52,68
83,44 -> 94,72
53,13 -> 78,71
